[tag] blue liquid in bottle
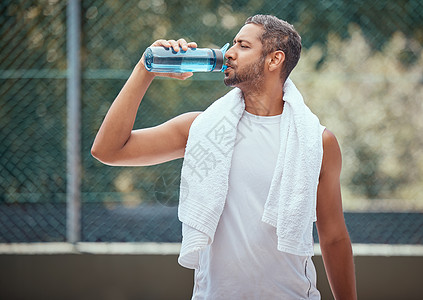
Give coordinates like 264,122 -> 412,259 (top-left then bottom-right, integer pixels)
144,43 -> 229,73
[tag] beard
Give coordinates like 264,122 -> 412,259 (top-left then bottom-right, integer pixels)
224,55 -> 265,88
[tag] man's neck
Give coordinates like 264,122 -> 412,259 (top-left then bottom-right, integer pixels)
242,82 -> 285,116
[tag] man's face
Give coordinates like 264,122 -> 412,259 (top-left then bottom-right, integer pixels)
224,24 -> 266,88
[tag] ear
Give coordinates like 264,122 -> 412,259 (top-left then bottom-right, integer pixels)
267,50 -> 285,72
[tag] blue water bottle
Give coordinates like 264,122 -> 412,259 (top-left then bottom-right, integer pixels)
144,43 -> 229,73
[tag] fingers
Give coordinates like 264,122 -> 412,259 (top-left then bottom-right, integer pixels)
186,41 -> 198,49
151,38 -> 197,52
151,39 -> 171,48
176,39 -> 197,51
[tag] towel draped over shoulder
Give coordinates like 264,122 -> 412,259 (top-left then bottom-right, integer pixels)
178,78 -> 323,269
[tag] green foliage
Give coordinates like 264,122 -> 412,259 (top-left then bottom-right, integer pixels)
293,27 -> 423,204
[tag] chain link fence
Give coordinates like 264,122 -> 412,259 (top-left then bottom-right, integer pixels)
1,0 -> 423,244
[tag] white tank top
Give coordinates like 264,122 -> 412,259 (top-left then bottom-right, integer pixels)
192,110 -> 323,300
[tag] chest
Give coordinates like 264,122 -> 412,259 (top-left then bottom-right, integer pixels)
230,114 -> 281,189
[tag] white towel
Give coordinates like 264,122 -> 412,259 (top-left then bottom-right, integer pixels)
178,78 -> 323,269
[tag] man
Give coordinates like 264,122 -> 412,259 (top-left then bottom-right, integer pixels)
92,14 -> 357,300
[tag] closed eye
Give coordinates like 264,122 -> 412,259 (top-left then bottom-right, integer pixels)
232,39 -> 251,48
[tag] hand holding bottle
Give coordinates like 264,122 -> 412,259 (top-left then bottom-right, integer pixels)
140,38 -> 197,80
142,39 -> 229,74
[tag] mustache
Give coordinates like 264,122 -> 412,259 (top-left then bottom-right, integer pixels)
225,60 -> 236,68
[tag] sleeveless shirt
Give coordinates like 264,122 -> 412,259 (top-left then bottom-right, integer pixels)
192,110 -> 324,300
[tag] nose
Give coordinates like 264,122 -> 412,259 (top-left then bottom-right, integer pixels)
225,45 -> 236,60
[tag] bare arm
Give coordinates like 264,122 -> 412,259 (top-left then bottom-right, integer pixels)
91,39 -> 200,166
316,129 -> 357,300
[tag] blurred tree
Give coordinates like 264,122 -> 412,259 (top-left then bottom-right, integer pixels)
293,27 -> 423,202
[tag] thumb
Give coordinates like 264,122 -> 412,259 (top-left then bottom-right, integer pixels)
161,72 -> 194,80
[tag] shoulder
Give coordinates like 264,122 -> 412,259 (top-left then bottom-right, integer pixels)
154,111 -> 202,141
321,128 -> 342,177
172,111 -> 202,139
176,111 -> 202,123
322,128 -> 340,151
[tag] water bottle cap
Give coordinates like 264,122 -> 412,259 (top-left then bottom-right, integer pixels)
213,49 -> 224,72
212,43 -> 230,72
220,43 -> 230,55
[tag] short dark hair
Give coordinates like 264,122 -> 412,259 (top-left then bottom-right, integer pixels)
245,14 -> 302,80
